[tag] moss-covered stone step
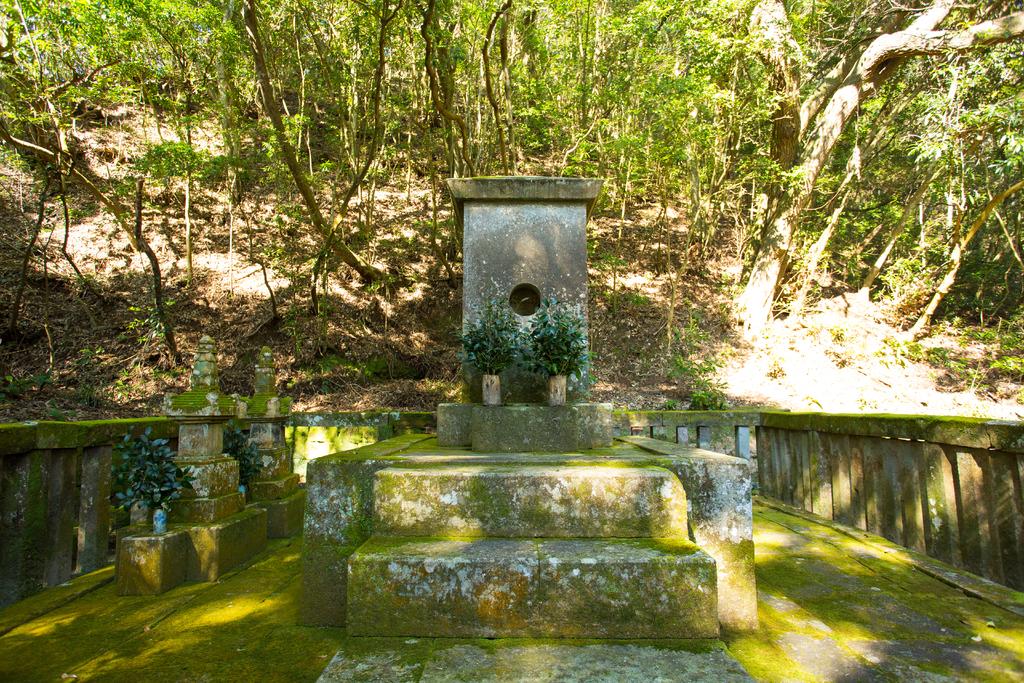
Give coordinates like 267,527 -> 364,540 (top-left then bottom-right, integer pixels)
372,465 -> 689,538
347,536 -> 718,639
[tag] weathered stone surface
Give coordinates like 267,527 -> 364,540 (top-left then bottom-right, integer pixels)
259,488 -> 305,538
347,537 -> 717,638
469,403 -> 613,452
249,472 -> 299,501
320,640 -> 752,683
183,506 -> 267,581
420,643 -> 751,683
436,403 -> 472,447
178,456 -> 239,499
168,490 -> 244,524
623,435 -> 758,632
373,465 -> 688,538
76,445 -> 112,574
115,530 -> 188,595
451,177 -> 601,403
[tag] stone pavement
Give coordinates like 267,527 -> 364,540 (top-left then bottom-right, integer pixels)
1,501 -> 1021,681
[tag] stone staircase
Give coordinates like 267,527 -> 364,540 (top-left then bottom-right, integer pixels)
345,464 -> 720,638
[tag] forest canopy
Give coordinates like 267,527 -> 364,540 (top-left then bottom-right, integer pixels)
1,0 -> 1023,416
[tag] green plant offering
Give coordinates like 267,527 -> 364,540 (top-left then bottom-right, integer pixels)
525,300 -> 589,379
460,299 -> 523,375
225,421 -> 260,489
112,427 -> 193,512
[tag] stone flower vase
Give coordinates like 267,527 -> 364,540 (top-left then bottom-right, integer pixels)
547,375 -> 567,406
482,374 -> 501,406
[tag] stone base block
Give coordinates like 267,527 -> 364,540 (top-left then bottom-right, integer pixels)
116,530 -> 189,595
373,465 -> 687,538
347,537 -> 718,638
185,506 -> 267,582
169,491 -> 244,524
250,473 -> 299,502
469,403 -> 614,452
259,489 -> 305,538
436,403 -> 472,447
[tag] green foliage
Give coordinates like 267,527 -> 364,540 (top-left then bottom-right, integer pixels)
669,318 -> 729,410
460,299 -> 524,376
112,428 -> 192,512
224,422 -> 260,489
0,373 -> 50,402
524,300 -> 588,379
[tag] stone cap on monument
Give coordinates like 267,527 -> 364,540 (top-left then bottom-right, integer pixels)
163,335 -> 238,420
447,177 -> 603,229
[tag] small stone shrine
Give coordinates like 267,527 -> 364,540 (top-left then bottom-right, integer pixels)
302,177 -> 757,643
239,347 -> 305,538
116,336 -> 267,595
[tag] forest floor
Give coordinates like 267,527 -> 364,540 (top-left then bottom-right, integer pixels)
0,114 -> 1022,422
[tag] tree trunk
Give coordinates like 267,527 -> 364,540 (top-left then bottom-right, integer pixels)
911,178 -> 1024,335
134,178 -> 179,362
242,0 -> 383,284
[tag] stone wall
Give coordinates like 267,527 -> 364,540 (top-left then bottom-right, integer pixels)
0,418 -> 176,608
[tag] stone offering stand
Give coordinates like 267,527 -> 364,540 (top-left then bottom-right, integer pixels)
301,178 -> 757,646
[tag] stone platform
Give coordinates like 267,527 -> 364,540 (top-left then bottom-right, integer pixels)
302,433 -> 757,634
5,503 -> 1022,681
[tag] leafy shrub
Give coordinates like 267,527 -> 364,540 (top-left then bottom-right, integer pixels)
460,299 -> 523,375
524,300 -> 589,379
112,428 -> 193,512
0,373 -> 50,402
224,421 -> 260,489
669,318 -> 729,410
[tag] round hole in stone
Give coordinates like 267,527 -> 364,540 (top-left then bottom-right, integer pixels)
509,283 -> 541,316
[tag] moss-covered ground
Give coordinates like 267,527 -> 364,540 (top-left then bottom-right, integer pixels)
1,504 -> 1022,681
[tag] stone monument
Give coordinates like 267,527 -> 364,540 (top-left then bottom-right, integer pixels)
239,347 -> 305,537
301,177 -> 756,648
116,336 -> 267,595
449,176 -> 602,403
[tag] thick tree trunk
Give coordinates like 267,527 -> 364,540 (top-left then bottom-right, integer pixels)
738,0 -> 1024,335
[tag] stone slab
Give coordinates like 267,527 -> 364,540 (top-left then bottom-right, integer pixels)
373,464 -> 688,538
453,177 -> 602,403
318,640 -> 752,683
469,403 -> 613,452
169,491 -> 244,524
115,530 -> 188,595
184,505 -> 267,581
259,488 -> 305,538
347,537 -> 718,638
249,473 -> 299,501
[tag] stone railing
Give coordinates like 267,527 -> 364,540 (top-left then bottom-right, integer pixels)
2,407 -> 1020,605
613,409 -> 764,460
754,412 -> 1024,591
0,418 -> 176,608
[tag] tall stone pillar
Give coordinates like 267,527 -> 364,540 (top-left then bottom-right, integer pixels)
116,336 -> 267,595
240,347 -> 304,537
